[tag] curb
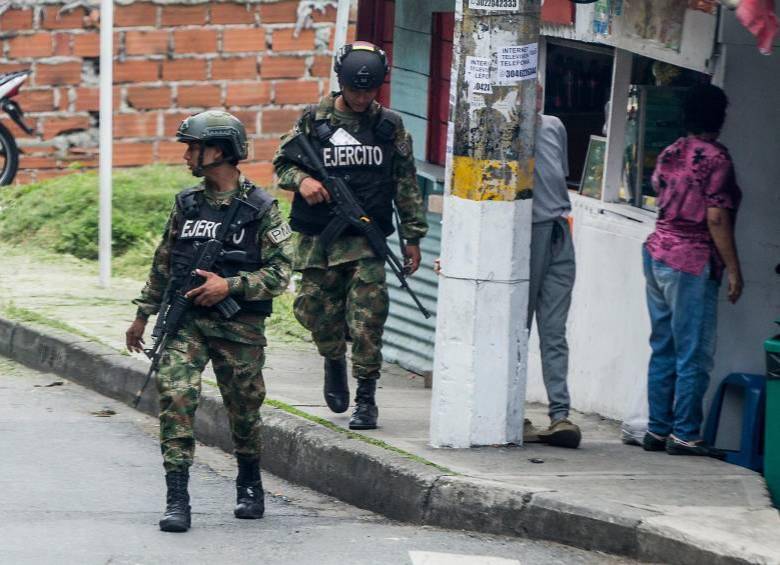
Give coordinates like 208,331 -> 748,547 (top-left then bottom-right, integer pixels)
0,317 -> 767,564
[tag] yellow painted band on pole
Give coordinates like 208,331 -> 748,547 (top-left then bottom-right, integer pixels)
451,155 -> 536,201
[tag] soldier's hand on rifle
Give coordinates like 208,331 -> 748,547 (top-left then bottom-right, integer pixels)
299,177 -> 331,206
186,269 -> 230,307
404,244 -> 422,275
125,318 -> 147,354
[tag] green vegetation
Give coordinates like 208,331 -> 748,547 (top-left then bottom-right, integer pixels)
0,166 -> 303,342
1,302 -> 94,340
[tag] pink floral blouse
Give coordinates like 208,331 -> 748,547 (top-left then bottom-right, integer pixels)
645,136 -> 742,278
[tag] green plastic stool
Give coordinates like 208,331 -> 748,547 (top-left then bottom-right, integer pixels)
764,320 -> 780,507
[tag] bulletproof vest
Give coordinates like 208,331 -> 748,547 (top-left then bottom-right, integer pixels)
289,107 -> 399,237
170,185 -> 274,316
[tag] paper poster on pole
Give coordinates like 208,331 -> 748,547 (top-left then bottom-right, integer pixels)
496,43 -> 538,84
469,0 -> 519,10
465,56 -> 493,94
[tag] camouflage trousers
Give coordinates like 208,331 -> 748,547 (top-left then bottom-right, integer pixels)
156,316 -> 266,473
294,258 -> 389,378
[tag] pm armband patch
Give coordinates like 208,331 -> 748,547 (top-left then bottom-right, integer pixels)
267,223 -> 292,244
396,139 -> 412,158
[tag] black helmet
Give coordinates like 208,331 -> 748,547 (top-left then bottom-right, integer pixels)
176,110 -> 248,162
334,42 -> 389,90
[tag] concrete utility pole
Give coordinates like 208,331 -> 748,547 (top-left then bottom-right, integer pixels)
430,0 -> 541,448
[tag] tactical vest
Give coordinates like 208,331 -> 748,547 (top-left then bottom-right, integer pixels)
170,184 -> 275,316
289,106 -> 400,237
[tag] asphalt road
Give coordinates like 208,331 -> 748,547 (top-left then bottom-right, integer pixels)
0,357 -> 634,565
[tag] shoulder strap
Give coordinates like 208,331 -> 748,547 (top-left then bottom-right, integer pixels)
243,185 -> 275,219
374,108 -> 402,143
175,187 -> 201,220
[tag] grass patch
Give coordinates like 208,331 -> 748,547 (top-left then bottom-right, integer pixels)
1,302 -> 94,341
0,166 -> 304,343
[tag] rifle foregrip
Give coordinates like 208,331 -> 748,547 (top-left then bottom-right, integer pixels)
216,297 -> 241,319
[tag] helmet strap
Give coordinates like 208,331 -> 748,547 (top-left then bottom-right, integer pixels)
192,143 -> 229,177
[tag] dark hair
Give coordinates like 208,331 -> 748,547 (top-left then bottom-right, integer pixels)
683,84 -> 729,134
205,139 -> 239,166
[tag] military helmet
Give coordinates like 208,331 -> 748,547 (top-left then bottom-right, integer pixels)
176,110 -> 248,162
334,41 -> 388,90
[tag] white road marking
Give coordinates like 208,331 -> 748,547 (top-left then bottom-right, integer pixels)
409,551 -> 521,565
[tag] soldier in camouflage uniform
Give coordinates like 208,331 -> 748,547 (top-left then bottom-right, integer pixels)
125,111 -> 293,532
273,42 -> 427,430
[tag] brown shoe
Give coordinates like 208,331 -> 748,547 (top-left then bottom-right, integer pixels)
538,418 -> 581,449
523,418 -> 543,443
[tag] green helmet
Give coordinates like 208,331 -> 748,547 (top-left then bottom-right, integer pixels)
176,110 -> 248,162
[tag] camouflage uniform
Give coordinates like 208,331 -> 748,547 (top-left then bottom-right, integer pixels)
273,93 -> 427,379
134,177 -> 293,472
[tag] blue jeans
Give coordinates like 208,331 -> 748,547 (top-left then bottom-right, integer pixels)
642,246 -> 719,441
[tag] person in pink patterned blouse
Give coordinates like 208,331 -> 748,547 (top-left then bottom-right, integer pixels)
642,84 -> 743,457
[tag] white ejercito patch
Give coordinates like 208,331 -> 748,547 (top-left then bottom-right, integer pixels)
329,127 -> 361,146
181,219 -> 246,244
323,145 -> 384,168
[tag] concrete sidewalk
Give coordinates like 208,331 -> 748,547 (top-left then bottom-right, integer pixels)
1,245 -> 779,564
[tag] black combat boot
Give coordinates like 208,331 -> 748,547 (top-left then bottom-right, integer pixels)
159,469 -> 191,532
348,377 -> 378,430
234,454 -> 265,519
324,357 -> 350,413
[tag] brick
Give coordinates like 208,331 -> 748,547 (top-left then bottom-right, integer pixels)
310,55 -> 332,78
157,140 -> 184,164
35,62 -> 82,86
0,9 -> 33,31
8,33 -> 54,58
41,116 -> 91,139
164,112 -> 190,135
240,161 -> 274,186
36,169 -> 72,181
126,86 -> 172,110
115,2 -> 157,27
261,56 -> 306,79
73,33 -> 100,57
13,171 -> 35,185
211,3 -> 256,24
17,89 -> 55,113
222,28 -> 265,53
114,60 -> 160,83
225,82 -> 271,106
0,117 -> 34,140
125,30 -> 169,56
178,84 -> 221,108
257,1 -> 298,24
0,63 -> 26,74
275,80 -> 319,104
161,5 -> 208,26
162,59 -> 207,81
113,142 -> 154,167
41,6 -> 87,30
211,58 -> 257,80
252,138 -> 280,161
174,29 -> 218,54
20,155 -> 59,170
271,28 -> 315,52
53,33 -> 72,56
261,108 -> 299,134
74,87 -> 99,111
114,112 -> 159,138
231,110 -> 258,134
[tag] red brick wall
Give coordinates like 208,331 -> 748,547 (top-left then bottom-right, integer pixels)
0,1 -> 356,186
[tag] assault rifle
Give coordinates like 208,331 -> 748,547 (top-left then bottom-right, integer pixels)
132,199 -> 247,408
286,133 -> 431,319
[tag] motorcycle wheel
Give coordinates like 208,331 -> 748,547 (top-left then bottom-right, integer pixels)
0,122 -> 20,186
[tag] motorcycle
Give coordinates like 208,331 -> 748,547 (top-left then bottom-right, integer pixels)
0,69 -> 34,186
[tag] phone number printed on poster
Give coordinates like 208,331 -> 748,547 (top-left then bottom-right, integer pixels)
497,43 -> 538,84
466,56 -> 492,95
468,0 -> 519,11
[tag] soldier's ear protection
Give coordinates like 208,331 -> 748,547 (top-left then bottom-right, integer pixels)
334,42 -> 390,81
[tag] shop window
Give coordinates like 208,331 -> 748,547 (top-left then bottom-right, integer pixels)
544,40 -> 614,190
427,12 -> 455,167
356,0 -> 395,106
619,55 -> 710,209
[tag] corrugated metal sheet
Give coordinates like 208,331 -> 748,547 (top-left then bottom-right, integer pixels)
382,211 -> 442,375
